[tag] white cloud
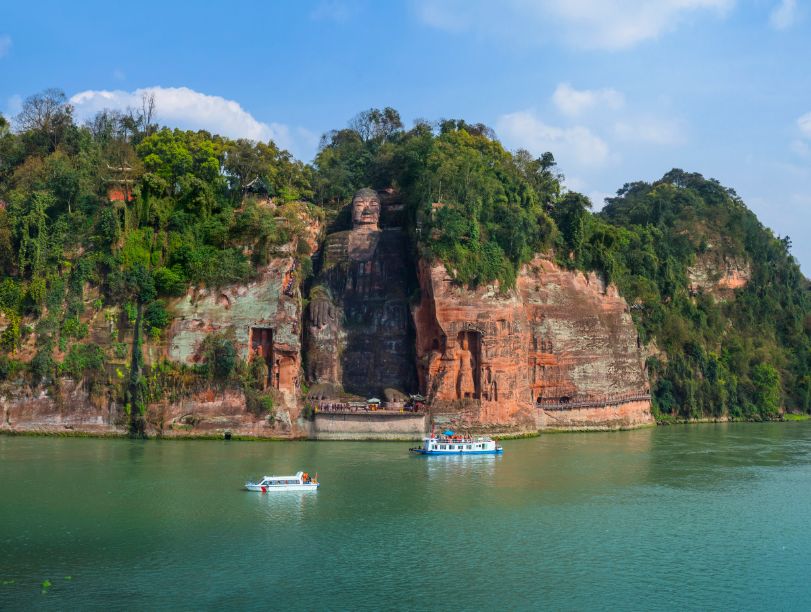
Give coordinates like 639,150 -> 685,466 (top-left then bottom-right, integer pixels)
496,110 -> 611,167
798,112 -> 811,138
613,117 -> 686,145
542,0 -> 734,49
69,86 -> 318,160
769,0 -> 797,29
552,83 -> 624,117
414,0 -> 734,50
0,35 -> 11,58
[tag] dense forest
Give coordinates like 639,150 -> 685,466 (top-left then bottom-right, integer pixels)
0,90 -> 809,427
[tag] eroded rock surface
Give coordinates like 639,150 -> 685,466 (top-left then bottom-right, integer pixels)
413,255 -> 652,431
688,252 -> 751,300
520,258 -> 649,403
0,380 -> 291,438
166,256 -> 303,417
413,259 -> 533,428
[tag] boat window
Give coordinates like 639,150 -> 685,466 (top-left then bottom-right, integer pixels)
467,445 -> 472,449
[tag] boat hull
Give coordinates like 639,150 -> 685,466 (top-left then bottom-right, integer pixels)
410,448 -> 503,455
245,483 -> 319,492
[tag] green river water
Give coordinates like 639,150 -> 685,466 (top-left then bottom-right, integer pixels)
2,422 -> 811,610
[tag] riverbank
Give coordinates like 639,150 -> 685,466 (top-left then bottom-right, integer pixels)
2,412 -> 808,441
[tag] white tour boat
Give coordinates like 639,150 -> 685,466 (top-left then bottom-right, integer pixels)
244,471 -> 319,492
410,432 -> 503,455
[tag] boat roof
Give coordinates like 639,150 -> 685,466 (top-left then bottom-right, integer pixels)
261,471 -> 305,479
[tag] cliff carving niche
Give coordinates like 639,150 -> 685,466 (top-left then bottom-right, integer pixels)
305,188 -> 417,399
455,330 -> 480,400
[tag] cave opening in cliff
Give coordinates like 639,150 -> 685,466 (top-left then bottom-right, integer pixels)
250,327 -> 273,389
456,330 -> 481,400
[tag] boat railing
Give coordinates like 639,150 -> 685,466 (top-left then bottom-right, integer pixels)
536,392 -> 651,411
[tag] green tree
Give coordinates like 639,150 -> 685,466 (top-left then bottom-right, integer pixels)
752,363 -> 781,417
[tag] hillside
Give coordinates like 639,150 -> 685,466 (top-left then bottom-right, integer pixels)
0,93 -> 808,436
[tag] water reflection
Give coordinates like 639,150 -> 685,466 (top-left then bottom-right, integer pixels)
247,489 -> 319,524
418,453 -> 500,483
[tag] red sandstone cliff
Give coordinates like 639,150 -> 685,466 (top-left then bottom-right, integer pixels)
413,255 -> 653,431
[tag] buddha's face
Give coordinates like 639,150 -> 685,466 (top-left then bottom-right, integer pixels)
351,192 -> 381,229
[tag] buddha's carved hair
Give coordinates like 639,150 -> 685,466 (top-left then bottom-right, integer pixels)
353,187 -> 380,202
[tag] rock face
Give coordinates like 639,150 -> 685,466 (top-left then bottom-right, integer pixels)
413,255 -> 652,431
519,258 -> 649,403
413,260 -> 534,429
166,256 -> 303,417
688,251 -> 750,300
143,388 -> 292,438
0,379 -> 115,434
0,380 -> 291,438
0,378 -> 292,438
305,189 -> 417,399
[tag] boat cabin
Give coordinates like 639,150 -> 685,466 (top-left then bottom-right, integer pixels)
410,434 -> 503,455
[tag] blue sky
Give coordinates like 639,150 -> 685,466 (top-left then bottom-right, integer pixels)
1,0 -> 810,271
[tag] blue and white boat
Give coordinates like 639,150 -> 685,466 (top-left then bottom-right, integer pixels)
244,471 -> 319,492
410,432 -> 503,455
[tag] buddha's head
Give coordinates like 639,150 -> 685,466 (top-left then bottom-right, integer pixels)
351,188 -> 381,230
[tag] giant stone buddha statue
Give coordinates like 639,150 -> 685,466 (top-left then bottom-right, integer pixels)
305,188 -> 416,400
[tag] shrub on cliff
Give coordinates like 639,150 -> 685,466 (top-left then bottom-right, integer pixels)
60,343 -> 105,382
143,300 -> 171,336
30,344 -> 55,386
245,388 -> 276,419
201,334 -> 237,382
